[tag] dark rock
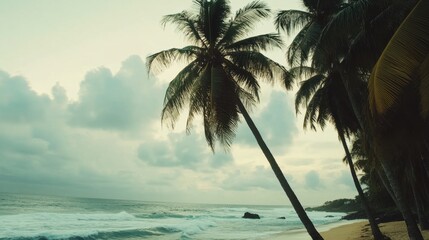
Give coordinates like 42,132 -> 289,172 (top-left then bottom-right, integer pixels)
342,210 -> 366,220
242,212 -> 260,219
277,217 -> 286,219
376,210 -> 403,223
325,215 -> 334,218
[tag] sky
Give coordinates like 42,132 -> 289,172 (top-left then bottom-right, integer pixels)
0,0 -> 357,206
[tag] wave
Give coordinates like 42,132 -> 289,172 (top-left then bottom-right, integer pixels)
0,211 -> 216,240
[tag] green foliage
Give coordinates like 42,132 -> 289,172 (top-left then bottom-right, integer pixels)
148,0 -> 290,150
306,198 -> 362,213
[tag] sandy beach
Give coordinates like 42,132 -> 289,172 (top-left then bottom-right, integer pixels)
268,220 -> 429,240
322,220 -> 429,240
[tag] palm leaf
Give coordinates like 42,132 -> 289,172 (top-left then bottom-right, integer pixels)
222,59 -> 260,100
186,65 -> 211,132
162,11 -> 207,46
419,54 -> 429,118
275,10 -> 312,35
287,21 -> 322,67
295,74 -> 325,113
161,60 -> 202,127
225,33 -> 283,52
217,1 -> 270,46
146,46 -> 201,74
369,0 -> 429,114
303,88 -> 324,131
197,0 -> 230,45
227,51 -> 292,89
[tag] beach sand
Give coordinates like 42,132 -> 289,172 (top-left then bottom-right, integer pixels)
321,220 -> 429,240
267,220 -> 429,239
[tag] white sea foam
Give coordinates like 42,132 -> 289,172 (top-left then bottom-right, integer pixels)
0,211 -> 217,239
0,194 -> 347,240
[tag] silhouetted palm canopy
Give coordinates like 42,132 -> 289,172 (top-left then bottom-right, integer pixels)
275,0 -> 342,67
147,0 -> 291,150
294,69 -> 359,134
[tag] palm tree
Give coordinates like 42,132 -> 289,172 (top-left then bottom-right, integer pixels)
276,1 -> 385,238
275,0 -> 342,68
368,1 -> 429,238
307,1 -> 429,238
147,1 -> 323,239
294,67 -> 385,240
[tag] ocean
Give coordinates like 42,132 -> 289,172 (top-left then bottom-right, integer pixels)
0,193 -> 346,240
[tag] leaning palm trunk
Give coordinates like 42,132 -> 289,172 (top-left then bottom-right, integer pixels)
411,180 -> 429,230
341,67 -> 424,240
236,100 -> 323,240
336,56 -> 425,240
338,130 -> 384,240
380,161 -> 424,240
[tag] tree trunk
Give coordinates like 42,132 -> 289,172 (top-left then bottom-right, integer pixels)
336,62 -> 365,130
411,182 -> 429,230
376,169 -> 399,207
237,100 -> 323,240
336,64 -> 423,239
338,131 -> 385,240
380,161 -> 424,240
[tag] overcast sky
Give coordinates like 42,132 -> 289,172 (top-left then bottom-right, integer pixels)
0,0 -> 357,206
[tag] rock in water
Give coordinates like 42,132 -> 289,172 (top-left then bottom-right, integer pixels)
242,212 -> 260,219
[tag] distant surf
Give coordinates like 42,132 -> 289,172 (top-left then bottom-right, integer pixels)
0,193 -> 346,239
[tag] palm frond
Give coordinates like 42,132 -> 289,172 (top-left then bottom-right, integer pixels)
419,54 -> 429,118
197,0 -> 230,45
236,87 -> 258,110
146,46 -> 202,74
227,51 -> 293,89
303,88 -> 324,131
161,60 -> 202,127
225,33 -> 283,52
318,0 -> 369,55
186,65 -> 211,132
295,74 -> 325,114
369,0 -> 429,114
217,1 -> 270,46
162,11 -> 207,46
275,10 -> 312,35
289,66 -> 318,81
209,65 -> 239,149
234,0 -> 270,22
287,21 -> 322,67
222,59 -> 260,100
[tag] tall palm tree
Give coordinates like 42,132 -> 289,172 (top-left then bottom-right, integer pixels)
275,0 -> 342,68
276,1 -> 385,238
368,1 -> 429,238
307,1 -> 429,238
147,1 -> 323,239
294,67 -> 385,240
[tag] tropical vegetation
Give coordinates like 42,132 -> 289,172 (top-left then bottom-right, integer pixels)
148,0 -> 429,239
147,0 -> 322,239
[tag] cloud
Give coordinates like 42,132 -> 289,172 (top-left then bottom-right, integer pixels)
0,54 -> 355,205
0,71 -> 50,123
304,170 -> 323,189
137,132 -> 233,169
222,166 -> 288,191
335,170 -> 355,190
235,91 -> 298,154
68,55 -> 162,132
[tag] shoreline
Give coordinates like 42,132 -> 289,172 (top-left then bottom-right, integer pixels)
264,220 -> 429,240
261,220 -> 365,240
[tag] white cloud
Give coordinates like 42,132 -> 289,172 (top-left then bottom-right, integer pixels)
68,55 -> 162,132
0,54 -> 357,205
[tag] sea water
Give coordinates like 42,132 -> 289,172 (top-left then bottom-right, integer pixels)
0,193 -> 346,239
